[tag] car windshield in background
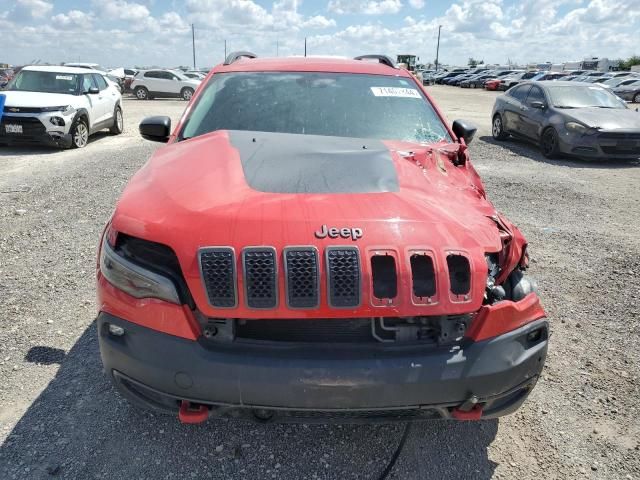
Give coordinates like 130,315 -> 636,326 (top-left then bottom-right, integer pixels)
172,71 -> 188,80
548,85 -> 627,109
180,72 -> 451,144
10,70 -> 80,95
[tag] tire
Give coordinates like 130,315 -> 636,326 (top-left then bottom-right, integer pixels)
540,127 -> 560,159
492,114 -> 508,141
70,116 -> 89,149
109,105 -> 124,135
634,92 -> 640,103
181,87 -> 194,101
134,86 -> 148,100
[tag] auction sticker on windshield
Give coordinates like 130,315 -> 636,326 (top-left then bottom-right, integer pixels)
370,87 -> 421,98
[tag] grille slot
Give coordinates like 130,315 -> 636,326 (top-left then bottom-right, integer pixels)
371,255 -> 397,299
326,247 -> 360,308
410,254 -> 436,298
1,116 -> 46,136
199,248 -> 237,308
447,254 -> 471,295
243,247 -> 278,309
284,247 -> 319,309
236,319 -> 372,343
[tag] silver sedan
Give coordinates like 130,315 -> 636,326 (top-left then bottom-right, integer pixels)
491,81 -> 640,160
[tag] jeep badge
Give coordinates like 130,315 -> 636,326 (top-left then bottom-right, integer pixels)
314,224 -> 363,240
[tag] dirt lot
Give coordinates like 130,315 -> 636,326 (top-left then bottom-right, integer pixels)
0,87 -> 639,480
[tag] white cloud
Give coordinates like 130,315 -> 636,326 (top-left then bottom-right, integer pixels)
93,0 -> 151,21
302,15 -> 337,28
409,0 -> 425,8
51,10 -> 94,29
328,0 -> 404,15
9,0 -> 53,20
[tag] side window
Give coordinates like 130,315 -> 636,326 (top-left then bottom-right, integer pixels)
526,86 -> 546,106
510,85 -> 531,102
159,71 -> 174,80
82,74 -> 96,93
144,71 -> 159,79
93,74 -> 108,90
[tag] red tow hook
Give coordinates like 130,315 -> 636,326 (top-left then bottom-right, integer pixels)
451,404 -> 483,420
178,401 -> 209,424
451,395 -> 484,420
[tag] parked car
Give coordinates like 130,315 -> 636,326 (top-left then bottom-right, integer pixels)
492,71 -> 538,91
97,52 -> 547,424
123,69 -> 137,92
530,72 -> 568,82
491,81 -> 640,160
0,65 -> 123,148
130,69 -> 201,100
602,76 -> 640,89
64,62 -> 125,92
612,79 -> 640,103
461,73 -> 496,89
435,71 -> 468,84
184,72 -> 206,80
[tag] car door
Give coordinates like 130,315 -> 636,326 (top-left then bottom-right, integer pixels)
95,73 -> 118,121
154,71 -> 177,96
166,72 -> 183,95
519,85 -> 549,140
502,84 -> 531,134
143,71 -> 162,95
90,74 -> 113,125
80,74 -> 99,127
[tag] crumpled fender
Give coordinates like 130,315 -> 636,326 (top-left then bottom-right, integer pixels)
491,213 -> 528,285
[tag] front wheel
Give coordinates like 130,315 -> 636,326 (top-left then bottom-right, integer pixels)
634,92 -> 640,104
70,116 -> 89,149
109,105 -> 124,135
181,87 -> 194,101
540,127 -> 560,159
492,114 -> 508,141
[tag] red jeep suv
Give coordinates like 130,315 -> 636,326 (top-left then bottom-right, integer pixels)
97,53 -> 547,423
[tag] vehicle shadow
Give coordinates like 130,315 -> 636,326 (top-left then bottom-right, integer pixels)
0,324 -> 498,480
0,133 -> 113,157
479,135 -> 640,169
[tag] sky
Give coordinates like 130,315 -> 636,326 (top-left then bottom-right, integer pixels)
0,0 -> 638,68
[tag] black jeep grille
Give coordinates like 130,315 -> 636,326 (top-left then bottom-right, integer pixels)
236,318 -> 372,343
199,248 -> 237,308
284,247 -> 319,308
326,247 -> 360,307
243,247 -> 278,309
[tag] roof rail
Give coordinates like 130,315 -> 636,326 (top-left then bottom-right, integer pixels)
354,55 -> 397,69
223,51 -> 258,66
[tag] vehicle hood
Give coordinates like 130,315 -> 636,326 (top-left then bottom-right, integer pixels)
2,91 -> 77,108
113,130 -> 511,317
563,107 -> 640,130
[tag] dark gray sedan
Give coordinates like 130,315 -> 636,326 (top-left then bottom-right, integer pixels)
491,81 -> 640,160
612,79 -> 640,103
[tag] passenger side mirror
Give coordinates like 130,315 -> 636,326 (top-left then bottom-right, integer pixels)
88,87 -> 99,95
139,116 -> 171,143
530,101 -> 546,109
452,119 -> 477,145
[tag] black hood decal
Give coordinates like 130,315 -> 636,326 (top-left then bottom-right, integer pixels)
229,130 -> 399,194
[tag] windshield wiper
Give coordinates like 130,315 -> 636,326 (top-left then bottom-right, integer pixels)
554,105 -> 575,109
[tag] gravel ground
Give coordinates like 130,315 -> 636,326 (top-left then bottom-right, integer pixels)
0,89 -> 639,480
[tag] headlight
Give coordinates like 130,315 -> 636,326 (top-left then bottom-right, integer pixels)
99,239 -> 180,304
41,105 -> 75,113
565,122 -> 597,135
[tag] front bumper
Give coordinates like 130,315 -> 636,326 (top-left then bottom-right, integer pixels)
98,313 -> 548,422
558,130 -> 640,160
0,114 -> 73,148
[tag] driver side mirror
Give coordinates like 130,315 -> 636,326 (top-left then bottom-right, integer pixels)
88,87 -> 99,95
452,119 -> 477,144
530,101 -> 546,109
139,116 -> 171,143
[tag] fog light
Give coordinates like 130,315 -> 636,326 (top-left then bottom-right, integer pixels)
526,328 -> 542,343
108,324 -> 125,337
50,116 -> 65,126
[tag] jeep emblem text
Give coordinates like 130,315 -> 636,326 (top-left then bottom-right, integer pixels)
314,224 -> 363,241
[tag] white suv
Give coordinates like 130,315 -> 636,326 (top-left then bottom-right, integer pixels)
0,66 -> 123,149
130,70 -> 201,101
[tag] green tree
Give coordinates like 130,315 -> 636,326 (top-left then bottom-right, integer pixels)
620,55 -> 640,70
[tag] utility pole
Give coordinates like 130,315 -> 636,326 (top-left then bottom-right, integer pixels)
191,24 -> 196,69
435,25 -> 442,71
224,39 -> 227,60
304,37 -> 307,57
276,39 -> 279,57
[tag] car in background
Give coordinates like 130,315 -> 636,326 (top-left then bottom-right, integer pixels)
612,79 -> 640,103
460,73 -> 494,88
601,76 -> 640,89
123,69 -> 137,92
64,62 -> 125,93
0,69 -> 14,89
0,65 -> 123,149
434,71 -> 467,84
184,71 -> 206,80
491,81 -> 640,160
130,69 -> 201,100
491,71 -> 538,91
530,72 -> 568,82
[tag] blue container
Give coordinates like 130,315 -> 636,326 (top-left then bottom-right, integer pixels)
0,93 -> 5,121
